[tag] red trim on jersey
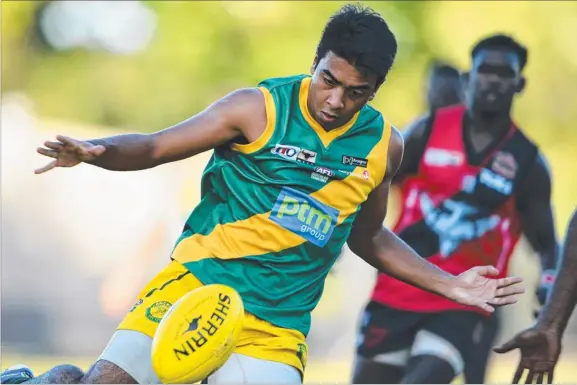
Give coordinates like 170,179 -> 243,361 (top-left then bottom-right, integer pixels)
371,105 -> 523,315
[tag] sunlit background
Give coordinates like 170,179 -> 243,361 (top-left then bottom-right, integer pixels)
2,1 -> 577,383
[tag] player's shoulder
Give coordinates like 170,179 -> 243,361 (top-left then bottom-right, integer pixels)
257,74 -> 308,91
532,150 -> 552,179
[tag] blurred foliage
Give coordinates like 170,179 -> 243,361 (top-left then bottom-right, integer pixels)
2,0 -> 576,229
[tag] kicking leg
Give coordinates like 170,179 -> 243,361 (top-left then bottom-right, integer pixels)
22,330 -> 156,384
207,354 -> 301,384
23,361 -> 135,384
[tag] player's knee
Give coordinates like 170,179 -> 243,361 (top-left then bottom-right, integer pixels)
81,360 -> 137,384
209,354 -> 301,384
43,364 -> 85,384
402,355 -> 455,384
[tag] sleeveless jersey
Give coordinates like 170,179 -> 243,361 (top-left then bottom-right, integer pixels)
172,75 -> 392,335
371,104 -> 537,314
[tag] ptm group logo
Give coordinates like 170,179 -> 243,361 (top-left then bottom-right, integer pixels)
270,187 -> 339,247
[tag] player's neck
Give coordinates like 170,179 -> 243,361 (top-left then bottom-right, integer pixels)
465,109 -> 511,138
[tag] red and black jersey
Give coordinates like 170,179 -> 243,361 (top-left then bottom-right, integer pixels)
371,105 -> 538,314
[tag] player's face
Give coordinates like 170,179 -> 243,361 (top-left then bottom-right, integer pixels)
427,74 -> 463,111
466,49 -> 524,114
309,51 -> 379,130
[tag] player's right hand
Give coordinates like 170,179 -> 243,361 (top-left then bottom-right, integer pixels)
35,135 -> 106,174
493,326 -> 562,384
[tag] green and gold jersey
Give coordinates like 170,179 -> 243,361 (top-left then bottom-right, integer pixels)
171,74 -> 391,336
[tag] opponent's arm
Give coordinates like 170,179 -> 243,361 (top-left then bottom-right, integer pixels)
36,88 -> 266,172
537,209 -> 577,334
516,153 -> 558,270
347,128 -> 455,297
392,114 -> 431,184
516,154 -> 559,307
347,127 -> 524,312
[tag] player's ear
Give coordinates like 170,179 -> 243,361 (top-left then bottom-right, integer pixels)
310,56 -> 319,75
369,79 -> 384,101
516,76 -> 526,94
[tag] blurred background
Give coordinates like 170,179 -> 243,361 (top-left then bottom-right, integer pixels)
2,1 -> 576,383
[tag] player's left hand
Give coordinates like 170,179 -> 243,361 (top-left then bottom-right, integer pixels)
447,266 -> 525,312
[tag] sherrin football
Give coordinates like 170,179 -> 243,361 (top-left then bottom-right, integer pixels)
151,284 -> 245,384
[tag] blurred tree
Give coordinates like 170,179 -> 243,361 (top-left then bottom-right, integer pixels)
2,0 -> 575,228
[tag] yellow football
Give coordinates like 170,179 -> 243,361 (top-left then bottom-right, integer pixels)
151,284 -> 245,384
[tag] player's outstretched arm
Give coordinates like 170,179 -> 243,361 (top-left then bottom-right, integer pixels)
516,153 -> 559,310
493,209 -> 577,384
347,127 -> 525,313
35,88 -> 266,173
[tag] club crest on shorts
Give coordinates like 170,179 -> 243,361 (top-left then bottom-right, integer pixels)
296,343 -> 308,370
146,301 -> 172,323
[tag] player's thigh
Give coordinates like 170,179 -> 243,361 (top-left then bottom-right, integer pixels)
413,310 -> 486,376
100,261 -> 203,384
353,302 -> 421,383
356,302 -> 421,365
463,310 -> 500,383
208,354 -> 301,385
117,260 -> 204,337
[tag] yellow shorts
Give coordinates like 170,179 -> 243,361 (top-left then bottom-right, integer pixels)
117,261 -> 308,376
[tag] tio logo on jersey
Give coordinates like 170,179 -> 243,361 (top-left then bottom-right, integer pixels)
271,144 -> 301,160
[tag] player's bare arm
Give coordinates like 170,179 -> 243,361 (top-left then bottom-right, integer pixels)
35,88 -> 267,173
516,153 -> 559,270
347,127 -> 525,313
516,153 -> 559,311
538,209 -> 577,334
494,209 -> 577,384
392,114 -> 430,184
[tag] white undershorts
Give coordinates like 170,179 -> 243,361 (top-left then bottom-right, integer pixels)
98,330 -> 301,384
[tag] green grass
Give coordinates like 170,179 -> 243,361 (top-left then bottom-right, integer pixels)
2,353 -> 576,383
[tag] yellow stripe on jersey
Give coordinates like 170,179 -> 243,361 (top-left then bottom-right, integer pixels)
231,86 -> 277,154
298,77 -> 360,148
172,118 -> 392,263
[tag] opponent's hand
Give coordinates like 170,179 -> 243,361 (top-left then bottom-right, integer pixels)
493,326 -> 562,384
447,266 -> 525,312
35,135 -> 106,174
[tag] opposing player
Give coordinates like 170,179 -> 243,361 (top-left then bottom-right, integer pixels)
353,34 -> 558,384
3,8 -> 525,384
494,208 -> 577,384
418,59 -> 502,384
423,60 -> 463,113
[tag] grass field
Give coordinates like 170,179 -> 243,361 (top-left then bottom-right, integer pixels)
2,354 -> 576,383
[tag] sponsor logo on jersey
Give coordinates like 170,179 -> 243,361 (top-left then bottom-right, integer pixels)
270,187 -> 339,247
314,166 -> 334,177
342,155 -> 368,168
423,148 -> 464,167
310,172 -> 328,183
461,174 -> 477,193
479,168 -> 512,195
271,144 -> 301,160
297,149 -> 317,164
492,151 -> 517,179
